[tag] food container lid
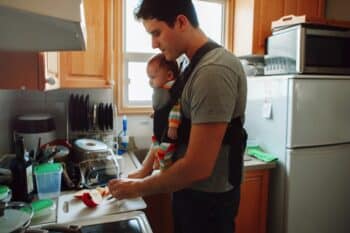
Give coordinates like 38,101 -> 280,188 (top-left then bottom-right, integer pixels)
0,202 -> 33,232
74,138 -> 108,152
31,199 -> 56,219
34,163 -> 62,175
0,185 -> 10,201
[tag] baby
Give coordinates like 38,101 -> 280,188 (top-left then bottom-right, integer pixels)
148,53 -> 180,170
129,53 -> 180,178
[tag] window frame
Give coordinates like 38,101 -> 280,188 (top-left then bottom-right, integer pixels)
114,0 -> 234,115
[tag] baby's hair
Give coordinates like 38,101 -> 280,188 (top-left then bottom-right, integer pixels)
148,53 -> 179,78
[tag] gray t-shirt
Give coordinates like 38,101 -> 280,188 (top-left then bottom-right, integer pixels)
175,47 -> 247,192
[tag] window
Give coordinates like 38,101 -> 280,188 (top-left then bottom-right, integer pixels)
115,0 -> 234,114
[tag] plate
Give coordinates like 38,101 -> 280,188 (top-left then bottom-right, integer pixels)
68,94 -> 74,131
104,104 -> 109,130
98,103 -> 104,130
109,104 -> 114,130
84,95 -> 89,131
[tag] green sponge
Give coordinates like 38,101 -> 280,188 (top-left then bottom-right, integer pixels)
247,146 -> 278,162
20,199 -> 54,215
31,199 -> 54,212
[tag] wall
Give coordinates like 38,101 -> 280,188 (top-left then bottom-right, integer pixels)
1,0 -> 348,155
326,0 -> 350,21
0,87 -> 153,156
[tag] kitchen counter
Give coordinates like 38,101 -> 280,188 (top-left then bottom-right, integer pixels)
30,152 -> 146,226
243,154 -> 276,171
30,151 -> 275,229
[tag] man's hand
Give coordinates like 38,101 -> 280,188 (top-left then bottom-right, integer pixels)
108,178 -> 142,200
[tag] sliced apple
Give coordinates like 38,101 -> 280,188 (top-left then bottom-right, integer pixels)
96,186 -> 110,197
80,189 -> 103,208
73,189 -> 90,199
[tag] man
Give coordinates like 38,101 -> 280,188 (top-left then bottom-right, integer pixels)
108,0 -> 247,232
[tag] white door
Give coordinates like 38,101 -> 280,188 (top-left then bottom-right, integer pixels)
287,77 -> 350,148
286,144 -> 350,233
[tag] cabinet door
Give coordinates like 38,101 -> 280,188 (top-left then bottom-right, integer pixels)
144,193 -> 174,233
233,0 -> 325,55
0,52 -> 40,90
252,0 -> 285,54
60,0 -> 112,88
234,0 -> 284,55
39,52 -> 60,91
284,0 -> 325,18
236,169 -> 270,233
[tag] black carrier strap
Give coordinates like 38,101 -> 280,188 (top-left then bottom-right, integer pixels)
153,104 -> 175,143
174,41 -> 248,187
153,41 -> 222,143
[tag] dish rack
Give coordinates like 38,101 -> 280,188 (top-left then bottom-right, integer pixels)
67,94 -> 117,153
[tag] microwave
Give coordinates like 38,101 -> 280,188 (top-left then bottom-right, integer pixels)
265,24 -> 350,75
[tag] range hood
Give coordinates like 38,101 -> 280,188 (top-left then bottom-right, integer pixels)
0,0 -> 87,51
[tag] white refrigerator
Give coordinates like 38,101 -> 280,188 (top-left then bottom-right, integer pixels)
245,74 -> 350,233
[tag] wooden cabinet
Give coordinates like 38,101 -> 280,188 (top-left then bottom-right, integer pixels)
0,52 -> 58,90
284,0 -> 325,17
144,169 -> 270,233
236,169 -> 270,233
59,0 -> 112,88
0,0 -> 112,90
144,193 -> 174,233
233,0 -> 325,55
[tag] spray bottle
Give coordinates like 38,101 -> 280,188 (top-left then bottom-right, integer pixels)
118,115 -> 129,155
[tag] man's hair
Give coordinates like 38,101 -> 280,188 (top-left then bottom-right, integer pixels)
148,53 -> 180,78
134,0 -> 199,28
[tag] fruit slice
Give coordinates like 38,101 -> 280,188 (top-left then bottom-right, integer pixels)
96,186 -> 110,197
73,189 -> 90,199
80,190 -> 103,208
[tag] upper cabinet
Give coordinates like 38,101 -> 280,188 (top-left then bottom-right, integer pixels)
59,0 -> 112,88
284,0 -> 325,17
233,0 -> 325,56
0,0 -> 112,90
0,52 -> 59,91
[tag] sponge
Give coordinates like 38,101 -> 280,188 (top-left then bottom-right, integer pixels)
247,146 -> 278,162
31,199 -> 55,218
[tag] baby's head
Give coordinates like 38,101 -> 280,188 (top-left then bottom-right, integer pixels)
147,53 -> 179,88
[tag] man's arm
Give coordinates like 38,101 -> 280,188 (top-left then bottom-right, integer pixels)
128,148 -> 156,178
108,122 -> 228,199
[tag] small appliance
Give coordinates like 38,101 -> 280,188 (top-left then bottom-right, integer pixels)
14,114 -> 56,155
265,24 -> 350,75
71,138 -> 120,188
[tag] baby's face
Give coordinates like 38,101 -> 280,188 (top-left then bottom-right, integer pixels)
147,62 -> 172,88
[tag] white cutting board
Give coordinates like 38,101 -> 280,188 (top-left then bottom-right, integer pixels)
56,192 -> 146,224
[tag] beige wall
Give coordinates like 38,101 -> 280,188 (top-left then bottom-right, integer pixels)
326,0 -> 350,20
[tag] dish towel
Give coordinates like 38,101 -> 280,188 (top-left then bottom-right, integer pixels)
247,146 -> 278,162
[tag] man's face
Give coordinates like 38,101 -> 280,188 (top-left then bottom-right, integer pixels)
143,18 -> 182,61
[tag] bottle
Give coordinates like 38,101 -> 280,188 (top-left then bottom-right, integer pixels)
118,115 -> 129,155
10,136 -> 34,202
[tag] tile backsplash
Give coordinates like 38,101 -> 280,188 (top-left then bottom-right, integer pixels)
0,88 -> 153,155
0,88 -> 114,154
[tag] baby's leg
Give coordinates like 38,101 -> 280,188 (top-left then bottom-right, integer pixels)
157,142 -> 176,170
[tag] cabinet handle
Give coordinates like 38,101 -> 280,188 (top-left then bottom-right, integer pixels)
46,76 -> 56,85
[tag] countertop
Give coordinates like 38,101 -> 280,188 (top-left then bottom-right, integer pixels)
30,152 -> 274,226
243,154 -> 276,171
31,152 -> 145,226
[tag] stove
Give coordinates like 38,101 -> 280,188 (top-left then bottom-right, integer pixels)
30,211 -> 152,233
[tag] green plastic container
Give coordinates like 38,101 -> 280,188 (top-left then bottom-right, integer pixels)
0,185 -> 11,202
34,163 -> 62,199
